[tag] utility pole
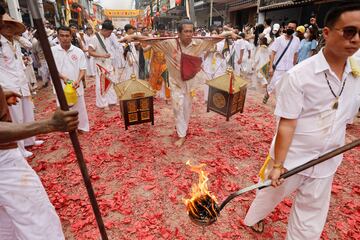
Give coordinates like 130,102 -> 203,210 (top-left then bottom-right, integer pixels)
209,0 -> 213,27
188,0 -> 196,26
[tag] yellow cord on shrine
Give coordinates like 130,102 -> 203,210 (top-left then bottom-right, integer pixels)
258,154 -> 271,182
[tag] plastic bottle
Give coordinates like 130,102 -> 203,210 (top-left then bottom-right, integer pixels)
64,80 -> 78,106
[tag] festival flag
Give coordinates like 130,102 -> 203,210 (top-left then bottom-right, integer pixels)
96,64 -> 112,96
259,61 -> 271,80
65,0 -> 71,26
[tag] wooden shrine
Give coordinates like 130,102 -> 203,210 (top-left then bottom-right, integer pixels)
206,67 -> 247,121
114,74 -> 156,130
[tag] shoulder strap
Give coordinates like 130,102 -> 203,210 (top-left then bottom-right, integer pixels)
95,32 -> 108,54
274,36 -> 294,68
176,38 -> 182,53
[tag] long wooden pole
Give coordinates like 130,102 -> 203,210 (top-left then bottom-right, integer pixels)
26,1 -> 108,239
219,139 -> 360,211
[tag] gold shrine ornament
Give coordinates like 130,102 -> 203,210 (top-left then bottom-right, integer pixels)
212,93 -> 226,109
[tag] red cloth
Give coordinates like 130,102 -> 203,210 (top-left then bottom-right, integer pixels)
180,52 -> 202,81
177,39 -> 203,81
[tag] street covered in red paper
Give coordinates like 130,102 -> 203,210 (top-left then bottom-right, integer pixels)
28,80 -> 360,239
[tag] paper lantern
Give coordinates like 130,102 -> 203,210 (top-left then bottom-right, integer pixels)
175,0 -> 182,5
77,7 -> 82,12
68,0 -> 73,4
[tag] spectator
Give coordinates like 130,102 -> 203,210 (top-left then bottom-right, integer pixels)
297,27 -> 318,63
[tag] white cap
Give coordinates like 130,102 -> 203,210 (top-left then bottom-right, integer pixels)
273,23 -> 280,31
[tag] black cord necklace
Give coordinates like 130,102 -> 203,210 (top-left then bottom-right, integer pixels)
324,72 -> 347,110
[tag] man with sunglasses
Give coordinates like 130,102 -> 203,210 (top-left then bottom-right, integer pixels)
244,3 -> 360,238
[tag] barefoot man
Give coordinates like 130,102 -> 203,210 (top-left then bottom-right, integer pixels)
122,19 -> 238,146
244,4 -> 360,238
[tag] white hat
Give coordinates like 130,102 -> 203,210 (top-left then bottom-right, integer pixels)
273,23 -> 280,31
46,28 -> 54,37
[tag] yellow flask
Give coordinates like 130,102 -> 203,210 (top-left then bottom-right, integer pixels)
64,81 -> 78,106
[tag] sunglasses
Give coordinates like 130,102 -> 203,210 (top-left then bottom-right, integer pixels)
335,26 -> 360,40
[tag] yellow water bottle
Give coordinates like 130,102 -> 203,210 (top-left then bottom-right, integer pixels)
64,80 -> 78,107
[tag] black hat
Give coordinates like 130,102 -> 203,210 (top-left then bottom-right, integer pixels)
124,24 -> 134,32
102,21 -> 114,31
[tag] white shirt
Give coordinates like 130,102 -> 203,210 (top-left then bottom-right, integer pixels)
270,49 -> 360,178
232,39 -> 245,61
263,26 -> 271,36
89,32 -> 113,70
270,35 -> 300,71
0,35 -> 29,96
51,44 -> 87,95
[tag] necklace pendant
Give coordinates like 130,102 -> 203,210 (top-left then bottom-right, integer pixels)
333,100 -> 338,110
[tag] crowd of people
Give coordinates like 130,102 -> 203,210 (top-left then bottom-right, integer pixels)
0,0 -> 360,238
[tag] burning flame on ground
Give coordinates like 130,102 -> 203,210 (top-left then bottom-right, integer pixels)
183,160 -> 219,224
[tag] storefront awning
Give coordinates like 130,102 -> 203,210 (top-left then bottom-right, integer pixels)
259,0 -> 314,11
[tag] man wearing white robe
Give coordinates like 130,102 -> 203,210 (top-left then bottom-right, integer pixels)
244,4 -> 360,238
83,26 -> 96,77
52,26 -> 89,132
0,14 -> 43,158
88,21 -> 118,109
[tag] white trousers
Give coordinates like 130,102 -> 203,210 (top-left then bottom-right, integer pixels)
25,65 -> 37,85
39,61 -> 50,85
203,84 -> 209,103
57,95 -> 90,132
0,149 -> 64,239
244,174 -> 334,240
8,96 -> 36,150
172,89 -> 192,138
86,57 -> 96,76
95,71 -> 118,108
267,70 -> 287,94
71,95 -> 89,132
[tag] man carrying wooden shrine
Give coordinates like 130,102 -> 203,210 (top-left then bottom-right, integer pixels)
122,19 -> 238,146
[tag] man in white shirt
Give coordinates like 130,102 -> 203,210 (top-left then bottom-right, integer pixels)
262,18 -> 272,37
83,26 -> 96,77
52,26 -> 89,132
33,33 -> 51,88
264,20 -> 300,103
0,14 -> 43,157
244,4 -> 360,238
88,21 -> 118,109
122,24 -> 139,81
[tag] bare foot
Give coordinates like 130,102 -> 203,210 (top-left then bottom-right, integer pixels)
174,137 -> 186,147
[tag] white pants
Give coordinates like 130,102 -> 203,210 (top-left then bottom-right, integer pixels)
267,70 -> 287,94
71,95 -> 89,132
39,61 -> 50,85
95,71 -> 117,108
8,96 -> 36,150
0,149 -> 64,239
244,174 -> 334,240
172,89 -> 192,138
25,65 -> 37,85
86,56 -> 96,76
203,84 -> 209,103
57,95 -> 90,132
